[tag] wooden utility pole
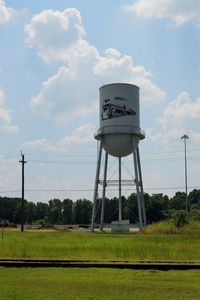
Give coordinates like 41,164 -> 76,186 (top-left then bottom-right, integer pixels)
19,152 -> 27,232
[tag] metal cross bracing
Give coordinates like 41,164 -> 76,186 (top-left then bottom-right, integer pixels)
99,179 -> 136,186
91,140 -> 146,232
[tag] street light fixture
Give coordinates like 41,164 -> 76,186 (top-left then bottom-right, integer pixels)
181,134 -> 189,218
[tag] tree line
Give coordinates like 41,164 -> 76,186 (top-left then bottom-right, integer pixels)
0,189 -> 200,225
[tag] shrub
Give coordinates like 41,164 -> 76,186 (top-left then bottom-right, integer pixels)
37,219 -> 46,227
142,220 -> 178,234
189,209 -> 200,222
171,210 -> 188,228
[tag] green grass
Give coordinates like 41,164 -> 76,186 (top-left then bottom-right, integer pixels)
0,268 -> 200,300
1,227 -> 200,299
1,228 -> 200,261
143,220 -> 200,234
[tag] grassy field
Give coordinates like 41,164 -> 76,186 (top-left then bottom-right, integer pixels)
0,267 -> 200,300
1,226 -> 200,299
0,227 -> 200,260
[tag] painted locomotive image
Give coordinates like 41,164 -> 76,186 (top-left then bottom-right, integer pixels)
102,97 -> 136,120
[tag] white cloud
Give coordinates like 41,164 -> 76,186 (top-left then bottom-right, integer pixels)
25,8 -> 92,63
23,123 -> 95,151
57,123 -> 95,148
0,154 -> 20,197
25,174 -> 93,202
0,154 -> 17,171
145,127 -> 162,142
191,163 -> 200,173
31,51 -> 165,123
22,138 -> 54,151
157,92 -> 200,130
124,0 -> 200,25
93,48 -> 165,105
26,8 -> 165,124
30,63 -> 99,123
2,124 -> 19,132
189,131 -> 200,144
0,88 -> 11,123
147,92 -> 200,147
0,0 -> 16,24
0,88 -> 18,132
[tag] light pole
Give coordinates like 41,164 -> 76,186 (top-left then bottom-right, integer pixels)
181,134 -> 189,218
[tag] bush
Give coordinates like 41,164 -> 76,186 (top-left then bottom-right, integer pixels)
189,209 -> 200,222
37,219 -> 46,227
171,210 -> 188,228
142,220 -> 178,234
142,220 -> 200,234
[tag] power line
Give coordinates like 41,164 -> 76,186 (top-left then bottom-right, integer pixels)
3,147 -> 200,161
0,186 -> 199,194
26,152 -> 97,157
24,147 -> 200,157
2,149 -> 200,165
26,155 -> 200,165
0,190 -> 21,194
28,160 -> 95,164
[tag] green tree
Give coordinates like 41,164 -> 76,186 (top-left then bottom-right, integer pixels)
62,199 -> 74,224
48,199 -> 63,224
36,202 -> 49,222
104,197 -> 119,223
26,202 -> 37,225
170,192 -> 186,210
0,197 -> 21,223
146,194 -> 168,223
74,199 -> 92,224
188,189 -> 200,206
123,193 -> 138,223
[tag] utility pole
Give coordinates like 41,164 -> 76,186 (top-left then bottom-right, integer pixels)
181,134 -> 189,219
19,152 -> 27,232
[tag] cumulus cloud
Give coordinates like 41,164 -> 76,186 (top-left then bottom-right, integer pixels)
30,63 -> 99,123
147,92 -> 200,147
0,154 -> 20,196
157,92 -> 200,129
0,0 -> 16,24
0,88 -> 18,132
23,123 -> 95,151
145,127 -> 162,142
93,48 -> 165,104
22,138 -> 54,152
25,8 -> 95,63
25,8 -> 165,123
30,49 -> 165,123
124,0 -> 200,25
0,154 -> 17,171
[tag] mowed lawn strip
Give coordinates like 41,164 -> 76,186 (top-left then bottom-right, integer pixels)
0,268 -> 200,300
0,230 -> 200,260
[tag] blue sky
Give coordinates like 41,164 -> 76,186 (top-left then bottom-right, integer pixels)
0,0 -> 200,202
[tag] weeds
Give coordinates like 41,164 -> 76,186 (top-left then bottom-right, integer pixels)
143,220 -> 200,235
0,226 -> 200,261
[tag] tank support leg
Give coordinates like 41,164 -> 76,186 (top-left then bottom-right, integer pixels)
119,157 -> 122,221
133,148 -> 143,229
136,146 -> 146,226
100,152 -> 108,231
91,140 -> 103,232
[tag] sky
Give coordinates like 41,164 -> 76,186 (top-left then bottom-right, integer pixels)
0,0 -> 200,203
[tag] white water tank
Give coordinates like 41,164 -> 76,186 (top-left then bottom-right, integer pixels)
95,83 -> 145,157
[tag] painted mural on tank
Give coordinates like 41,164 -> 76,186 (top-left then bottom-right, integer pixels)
102,97 -> 136,120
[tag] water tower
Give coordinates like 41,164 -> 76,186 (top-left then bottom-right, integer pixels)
91,83 -> 146,232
